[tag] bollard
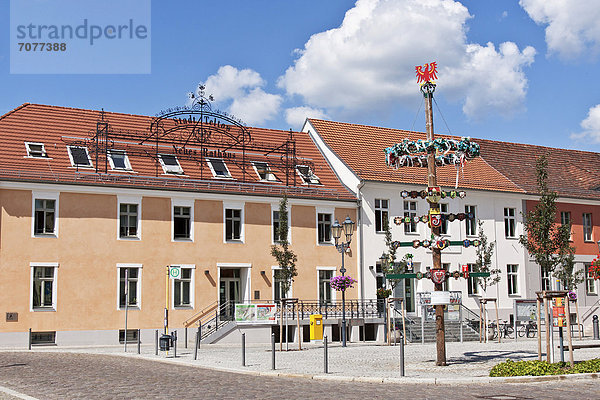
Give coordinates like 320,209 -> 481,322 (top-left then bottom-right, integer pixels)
593,315 -> 599,340
271,333 -> 276,370
28,328 -> 32,351
323,335 -> 328,374
399,333 -> 405,377
194,326 -> 200,361
185,327 -> 188,349
137,329 -> 141,355
155,330 -> 158,356
242,333 -> 246,367
173,330 -> 177,358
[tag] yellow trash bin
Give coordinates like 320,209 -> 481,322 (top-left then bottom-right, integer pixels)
310,314 -> 323,341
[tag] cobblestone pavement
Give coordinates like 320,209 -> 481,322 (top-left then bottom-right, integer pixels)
0,352 -> 600,400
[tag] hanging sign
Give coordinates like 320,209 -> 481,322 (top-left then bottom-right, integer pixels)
429,209 -> 442,228
430,269 -> 447,284
169,266 -> 181,279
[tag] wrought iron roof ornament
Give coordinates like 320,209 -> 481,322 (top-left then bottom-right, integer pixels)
188,84 -> 214,111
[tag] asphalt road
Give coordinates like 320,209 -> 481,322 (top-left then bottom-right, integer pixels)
0,352 -> 599,399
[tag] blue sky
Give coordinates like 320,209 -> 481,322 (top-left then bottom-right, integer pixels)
2,0 -> 600,151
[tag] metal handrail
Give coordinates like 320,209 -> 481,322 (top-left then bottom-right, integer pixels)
581,298 -> 600,323
183,301 -> 219,328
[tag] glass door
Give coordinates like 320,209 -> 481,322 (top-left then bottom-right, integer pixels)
219,269 -> 240,319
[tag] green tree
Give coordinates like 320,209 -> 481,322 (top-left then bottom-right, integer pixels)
381,217 -> 407,290
553,250 -> 584,290
270,195 -> 298,297
472,220 -> 499,291
519,155 -> 573,284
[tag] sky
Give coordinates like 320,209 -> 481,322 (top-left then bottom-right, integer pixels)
2,0 -> 600,152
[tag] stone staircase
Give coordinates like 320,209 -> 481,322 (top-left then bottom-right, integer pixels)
395,316 -> 481,343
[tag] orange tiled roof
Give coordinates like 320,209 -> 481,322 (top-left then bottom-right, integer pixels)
0,104 -> 357,201
308,119 -> 600,200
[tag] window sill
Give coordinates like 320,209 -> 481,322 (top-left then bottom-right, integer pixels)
505,236 -> 518,240
508,294 -> 521,297
24,156 -> 53,160
584,240 -> 595,243
69,166 -> 94,170
317,242 -> 334,246
118,237 -> 141,241
33,234 -> 57,238
404,232 -> 420,236
225,239 -> 244,244
173,306 -> 193,310
173,238 -> 193,243
32,307 -> 56,312
118,306 -> 140,311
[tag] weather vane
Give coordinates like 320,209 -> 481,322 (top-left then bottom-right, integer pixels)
415,61 -> 438,84
188,84 -> 214,111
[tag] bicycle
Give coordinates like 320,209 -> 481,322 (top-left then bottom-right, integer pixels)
517,321 -> 537,338
487,320 -> 514,340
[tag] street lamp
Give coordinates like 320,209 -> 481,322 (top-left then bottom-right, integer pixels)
332,216 -> 355,347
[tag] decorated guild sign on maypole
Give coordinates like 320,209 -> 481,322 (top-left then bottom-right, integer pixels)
383,62 -> 488,366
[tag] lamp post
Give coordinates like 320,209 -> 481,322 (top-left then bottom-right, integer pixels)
332,216 -> 355,347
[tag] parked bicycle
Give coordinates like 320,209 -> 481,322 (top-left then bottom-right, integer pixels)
517,321 -> 537,338
487,320 -> 514,340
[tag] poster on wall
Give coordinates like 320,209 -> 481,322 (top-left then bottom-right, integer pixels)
235,304 -> 278,324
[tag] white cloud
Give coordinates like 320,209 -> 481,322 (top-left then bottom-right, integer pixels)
284,106 -> 329,129
520,0 -> 600,59
571,105 -> 600,143
199,65 -> 282,125
278,0 -> 535,120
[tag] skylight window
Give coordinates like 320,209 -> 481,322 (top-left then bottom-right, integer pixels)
253,161 -> 278,182
25,142 -> 48,158
207,158 -> 232,178
296,165 -> 321,184
67,146 -> 92,167
108,150 -> 132,170
158,154 -> 183,174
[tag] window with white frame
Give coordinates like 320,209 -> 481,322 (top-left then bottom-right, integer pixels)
208,158 -> 232,178
375,199 -> 389,233
158,154 -> 183,174
317,213 -> 332,243
541,266 -> 551,291
25,142 -> 48,158
273,269 -> 291,301
108,150 -> 132,170
225,208 -> 242,241
507,264 -> 519,295
34,199 -> 56,235
318,270 -> 333,303
504,208 -> 516,238
67,146 -> 92,167
467,263 -> 480,295
253,161 -> 278,182
465,205 -> 477,236
404,201 -> 417,234
440,203 -> 449,235
173,267 -> 193,307
31,265 -> 57,310
119,203 -> 139,238
585,263 -> 597,295
173,206 -> 191,240
118,266 -> 141,309
583,213 -> 593,242
296,165 -> 321,184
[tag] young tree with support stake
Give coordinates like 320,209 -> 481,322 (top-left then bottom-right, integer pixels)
472,220 -> 500,292
271,195 -> 298,297
519,155 -> 575,286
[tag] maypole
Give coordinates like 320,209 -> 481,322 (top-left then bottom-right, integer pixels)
383,62 -> 486,367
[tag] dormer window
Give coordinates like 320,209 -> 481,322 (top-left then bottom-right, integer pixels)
253,161 -> 278,182
296,165 -> 321,184
25,142 -> 48,158
158,154 -> 183,174
207,158 -> 232,178
108,150 -> 132,171
67,146 -> 92,167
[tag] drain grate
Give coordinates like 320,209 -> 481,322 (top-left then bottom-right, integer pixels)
475,396 -> 533,400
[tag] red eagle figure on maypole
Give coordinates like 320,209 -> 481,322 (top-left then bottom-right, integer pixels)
415,61 -> 438,83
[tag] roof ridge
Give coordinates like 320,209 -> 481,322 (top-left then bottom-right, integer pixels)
0,103 -> 31,121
